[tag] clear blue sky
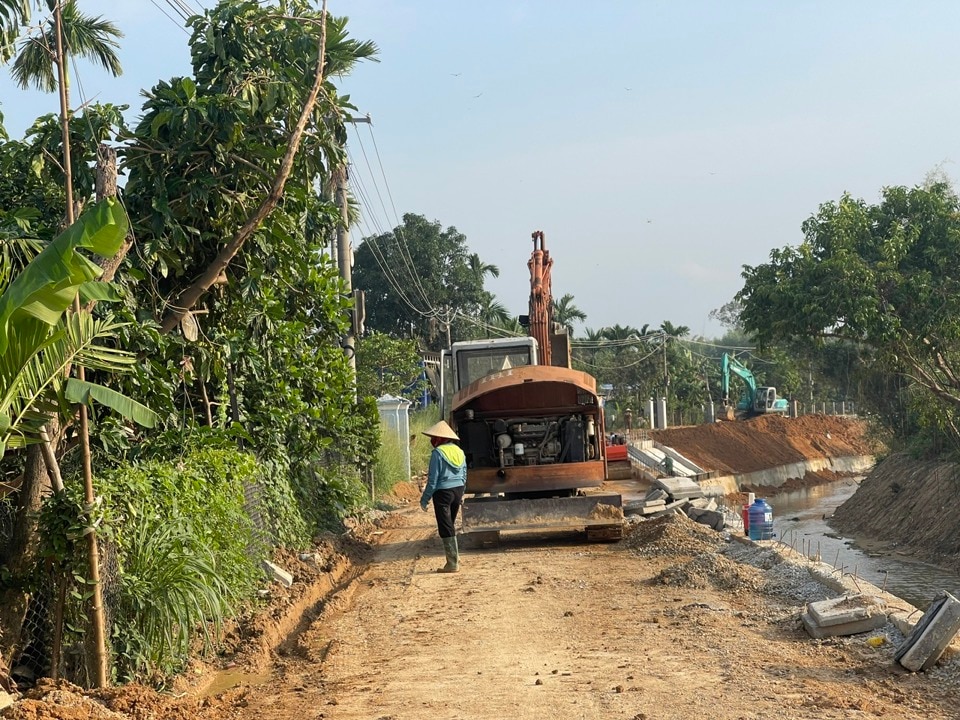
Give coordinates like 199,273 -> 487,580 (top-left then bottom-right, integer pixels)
3,1 -> 960,337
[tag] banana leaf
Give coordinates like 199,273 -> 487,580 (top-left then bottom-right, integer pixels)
65,379 -> 159,429
0,199 -> 127,354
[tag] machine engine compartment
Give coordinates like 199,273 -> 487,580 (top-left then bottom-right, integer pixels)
457,413 -> 598,469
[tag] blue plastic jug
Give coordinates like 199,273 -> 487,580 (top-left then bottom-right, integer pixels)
748,498 -> 774,541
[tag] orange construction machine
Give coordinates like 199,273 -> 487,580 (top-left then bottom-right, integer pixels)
439,232 -> 623,544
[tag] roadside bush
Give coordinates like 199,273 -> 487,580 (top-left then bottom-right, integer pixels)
38,446 -> 263,682
97,448 -> 262,596
110,512 -> 234,682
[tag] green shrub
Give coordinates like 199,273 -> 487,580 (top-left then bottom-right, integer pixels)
97,448 -> 262,596
88,447 -> 263,679
111,512 -> 234,681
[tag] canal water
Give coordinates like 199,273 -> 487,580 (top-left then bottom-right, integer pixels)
765,479 -> 960,610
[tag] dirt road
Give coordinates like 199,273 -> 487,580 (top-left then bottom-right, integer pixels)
8,503 -> 960,719
225,508 -> 959,720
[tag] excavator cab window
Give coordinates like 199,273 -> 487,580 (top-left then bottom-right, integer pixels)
440,351 -> 454,420
456,348 -> 533,388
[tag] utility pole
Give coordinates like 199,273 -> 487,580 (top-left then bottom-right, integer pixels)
662,332 -> 669,394
54,1 -> 108,688
334,164 -> 356,388
335,115 -> 371,390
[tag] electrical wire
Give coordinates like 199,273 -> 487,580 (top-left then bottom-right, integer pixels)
148,0 -> 190,34
162,0 -> 191,22
573,340 -> 665,371
345,149 -> 440,319
350,125 -> 434,311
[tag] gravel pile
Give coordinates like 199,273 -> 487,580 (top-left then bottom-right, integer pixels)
653,552 -> 765,593
620,513 -> 723,557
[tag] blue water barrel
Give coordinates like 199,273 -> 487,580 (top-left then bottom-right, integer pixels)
748,498 -> 774,541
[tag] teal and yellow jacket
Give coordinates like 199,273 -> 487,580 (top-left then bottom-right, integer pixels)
420,442 -> 466,507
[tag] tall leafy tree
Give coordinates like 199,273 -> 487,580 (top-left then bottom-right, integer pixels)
738,182 -> 960,444
112,0 -> 381,536
353,213 -> 490,347
356,331 -> 424,401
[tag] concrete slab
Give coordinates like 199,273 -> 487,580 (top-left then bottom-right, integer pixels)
808,594 -> 887,628
652,499 -> 689,517
640,502 -> 667,516
685,507 -> 725,531
896,591 -> 960,672
262,560 -> 294,587
644,487 -> 669,502
653,477 -> 705,501
688,497 -> 718,512
801,611 -> 888,639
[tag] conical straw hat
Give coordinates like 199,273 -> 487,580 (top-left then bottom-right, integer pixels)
422,420 -> 459,441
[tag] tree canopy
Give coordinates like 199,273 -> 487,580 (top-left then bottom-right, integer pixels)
352,213 -> 492,348
738,182 -> 960,444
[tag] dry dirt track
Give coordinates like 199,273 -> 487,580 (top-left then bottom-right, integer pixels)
230,508 -> 960,720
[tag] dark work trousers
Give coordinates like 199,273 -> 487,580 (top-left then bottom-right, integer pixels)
432,486 -> 465,538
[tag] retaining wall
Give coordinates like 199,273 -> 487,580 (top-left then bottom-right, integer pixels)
699,454 -> 875,496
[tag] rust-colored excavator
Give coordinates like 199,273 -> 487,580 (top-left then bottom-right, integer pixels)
439,231 -> 623,545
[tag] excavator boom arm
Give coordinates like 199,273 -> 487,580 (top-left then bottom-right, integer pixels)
721,353 -> 757,404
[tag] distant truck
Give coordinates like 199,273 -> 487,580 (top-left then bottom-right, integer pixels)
719,352 -> 789,420
438,232 -> 622,543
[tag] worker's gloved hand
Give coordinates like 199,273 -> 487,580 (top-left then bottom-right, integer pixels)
420,502 -> 429,512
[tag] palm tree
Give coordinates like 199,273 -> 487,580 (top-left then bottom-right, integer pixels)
660,320 -> 690,338
478,294 -> 511,327
468,253 -> 500,285
0,0 -> 29,63
552,293 -> 586,335
602,324 -> 641,342
11,1 -> 122,92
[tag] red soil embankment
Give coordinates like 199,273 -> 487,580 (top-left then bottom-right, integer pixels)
649,415 -> 877,474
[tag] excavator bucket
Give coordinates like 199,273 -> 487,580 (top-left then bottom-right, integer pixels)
460,493 -> 623,546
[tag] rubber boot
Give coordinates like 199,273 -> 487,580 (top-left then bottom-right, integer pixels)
438,536 -> 460,573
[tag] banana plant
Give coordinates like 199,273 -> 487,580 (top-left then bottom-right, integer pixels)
0,198 -> 157,457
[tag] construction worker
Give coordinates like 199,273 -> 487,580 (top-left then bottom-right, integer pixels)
420,420 -> 467,573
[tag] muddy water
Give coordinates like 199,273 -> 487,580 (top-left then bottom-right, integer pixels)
767,480 -> 960,610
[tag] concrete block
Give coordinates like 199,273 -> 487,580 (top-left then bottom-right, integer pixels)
640,502 -> 667,515
653,477 -> 704,501
652,499 -> 689,517
896,591 -> 960,672
0,690 -> 14,712
808,594 -> 887,628
625,499 -> 665,515
644,487 -> 669,502
685,507 -> 725,531
687,498 -> 718,511
801,611 -> 888,639
262,560 -> 294,587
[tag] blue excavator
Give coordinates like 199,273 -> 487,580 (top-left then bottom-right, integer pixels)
720,353 -> 789,420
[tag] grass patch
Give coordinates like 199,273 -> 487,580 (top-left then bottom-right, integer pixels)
373,406 -> 440,494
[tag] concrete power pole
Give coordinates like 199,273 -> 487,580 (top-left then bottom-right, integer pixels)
335,115 -> 371,392
334,165 -> 356,388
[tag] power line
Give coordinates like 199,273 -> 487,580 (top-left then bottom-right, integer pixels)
350,125 -> 434,311
148,0 -> 190,34
345,149 -> 439,320
162,0 -> 191,23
